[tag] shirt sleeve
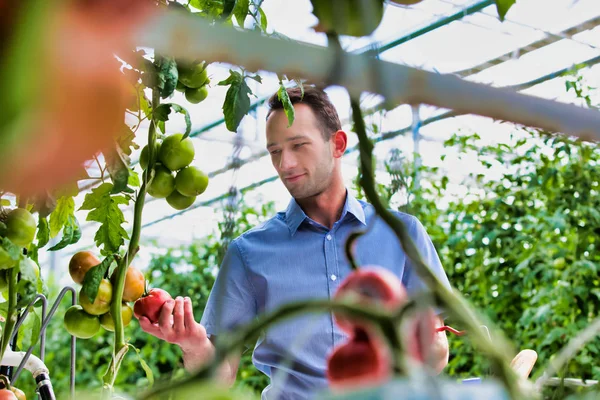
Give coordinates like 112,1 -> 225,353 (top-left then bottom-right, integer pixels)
200,240 -> 257,337
401,215 -> 452,297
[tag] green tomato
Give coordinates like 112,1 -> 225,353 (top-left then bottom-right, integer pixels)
100,303 -> 133,332
177,62 -> 209,88
64,305 -> 101,339
311,0 -> 384,37
166,191 -> 196,210
158,134 -> 195,171
175,166 -> 209,197
184,86 -> 209,104
4,208 -> 36,247
139,142 -> 161,170
79,279 -> 113,315
147,165 -> 176,199
176,80 -> 187,92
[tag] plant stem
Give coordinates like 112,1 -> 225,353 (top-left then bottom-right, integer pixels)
0,266 -> 18,361
349,99 -> 526,399
139,299 -> 394,399
103,86 -> 160,392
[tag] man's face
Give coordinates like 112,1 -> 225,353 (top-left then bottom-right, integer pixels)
266,104 -> 335,199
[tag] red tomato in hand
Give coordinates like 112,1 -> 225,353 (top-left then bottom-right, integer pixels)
133,288 -> 172,324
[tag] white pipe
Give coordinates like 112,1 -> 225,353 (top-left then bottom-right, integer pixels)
0,349 -> 49,379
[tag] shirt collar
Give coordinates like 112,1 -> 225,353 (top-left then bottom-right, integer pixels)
284,190 -> 366,236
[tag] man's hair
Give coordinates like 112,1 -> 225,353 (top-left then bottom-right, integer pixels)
266,86 -> 342,141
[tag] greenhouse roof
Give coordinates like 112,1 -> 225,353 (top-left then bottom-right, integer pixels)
42,0 -> 600,278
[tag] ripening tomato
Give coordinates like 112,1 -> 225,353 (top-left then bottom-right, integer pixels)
117,266 -> 145,302
133,288 -> 173,324
69,251 -> 100,285
79,279 -> 113,315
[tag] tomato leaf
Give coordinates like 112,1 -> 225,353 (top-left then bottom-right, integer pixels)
154,103 -> 192,139
222,0 -> 236,20
130,344 -> 155,386
494,0 -> 516,21
277,83 -> 295,127
104,144 -> 131,194
218,70 -> 253,132
128,170 -> 140,188
190,0 -> 224,19
118,124 -> 138,157
233,0 -> 249,26
49,196 -> 74,239
19,257 -> 38,283
82,256 -> 114,304
0,237 -> 21,270
48,215 -> 81,251
28,242 -> 39,264
258,7 -> 268,31
17,307 -> 41,351
80,183 -> 129,254
36,216 -> 49,248
156,56 -> 178,99
15,258 -> 39,308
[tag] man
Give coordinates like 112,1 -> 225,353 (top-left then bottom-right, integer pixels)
138,86 -> 451,399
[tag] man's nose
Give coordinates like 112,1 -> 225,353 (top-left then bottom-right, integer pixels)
279,150 -> 298,171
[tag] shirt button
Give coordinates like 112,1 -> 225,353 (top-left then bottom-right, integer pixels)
331,274 -> 337,281
326,234 -> 332,241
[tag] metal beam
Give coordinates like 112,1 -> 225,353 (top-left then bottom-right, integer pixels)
360,0 -> 495,55
454,15 -> 600,77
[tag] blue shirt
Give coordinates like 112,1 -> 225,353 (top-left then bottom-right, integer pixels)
200,192 -> 451,400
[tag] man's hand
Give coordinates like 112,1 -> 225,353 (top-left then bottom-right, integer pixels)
138,296 -> 213,371
137,296 -> 240,385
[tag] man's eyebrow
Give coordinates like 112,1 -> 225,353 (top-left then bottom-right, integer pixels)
267,135 -> 310,148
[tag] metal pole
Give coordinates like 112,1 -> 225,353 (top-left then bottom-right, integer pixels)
411,105 -> 422,191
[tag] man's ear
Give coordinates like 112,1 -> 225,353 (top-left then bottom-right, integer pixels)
331,130 -> 347,158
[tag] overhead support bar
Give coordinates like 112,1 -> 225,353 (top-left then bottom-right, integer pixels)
137,10 -> 600,142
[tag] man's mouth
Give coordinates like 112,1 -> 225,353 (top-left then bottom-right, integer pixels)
285,174 -> 305,183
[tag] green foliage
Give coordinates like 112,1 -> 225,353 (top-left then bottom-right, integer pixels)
79,183 -> 130,255
30,198 -> 275,399
494,0 -> 516,21
218,70 -> 260,132
365,126 -> 600,396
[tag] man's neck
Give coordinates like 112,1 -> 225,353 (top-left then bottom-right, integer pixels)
296,180 -> 347,230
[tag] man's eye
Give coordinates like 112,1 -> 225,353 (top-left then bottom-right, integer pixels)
294,143 -> 306,149
270,150 -> 281,155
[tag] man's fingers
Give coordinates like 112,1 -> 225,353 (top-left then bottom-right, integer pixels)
173,297 -> 185,334
138,317 -> 163,337
158,299 -> 175,333
183,297 -> 202,335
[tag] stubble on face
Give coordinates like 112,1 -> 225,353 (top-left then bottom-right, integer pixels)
266,105 -> 335,200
